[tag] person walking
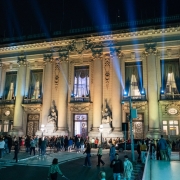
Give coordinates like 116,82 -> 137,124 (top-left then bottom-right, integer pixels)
140,141 -> 147,164
47,158 -> 65,180
83,143 -> 91,167
158,135 -> 167,160
123,155 -> 133,180
13,141 -> 19,163
109,144 -> 116,162
97,145 -> 105,167
8,135 -> 12,153
110,153 -> 124,180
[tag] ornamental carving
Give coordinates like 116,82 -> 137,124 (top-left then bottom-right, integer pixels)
43,53 -> 53,62
28,114 -> 40,120
17,56 -> 27,65
167,49 -> 172,57
162,102 -> 180,116
104,54 -> 110,89
22,104 -> 42,112
144,43 -> 157,55
69,39 -> 91,54
59,51 -> 69,63
70,105 -> 91,112
54,59 -> 60,90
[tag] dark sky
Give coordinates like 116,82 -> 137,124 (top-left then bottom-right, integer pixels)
0,0 -> 180,41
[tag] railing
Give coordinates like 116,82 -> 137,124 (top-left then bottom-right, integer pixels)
142,148 -> 151,180
23,98 -> 42,104
123,95 -> 146,101
160,94 -> 180,100
70,97 -> 90,103
0,99 -> 15,104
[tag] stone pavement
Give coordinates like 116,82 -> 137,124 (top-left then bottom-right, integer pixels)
0,150 -> 143,180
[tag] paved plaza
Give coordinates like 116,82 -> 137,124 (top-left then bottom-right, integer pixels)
0,149 -> 143,180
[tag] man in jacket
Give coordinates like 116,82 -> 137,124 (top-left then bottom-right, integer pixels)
158,135 -> 167,160
123,155 -> 133,180
110,153 -> 124,180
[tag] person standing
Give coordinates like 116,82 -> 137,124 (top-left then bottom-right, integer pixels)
8,135 -> 12,154
158,135 -> 167,160
140,141 -> 147,164
95,138 -> 99,149
13,141 -> 19,163
137,141 -> 141,162
47,158 -> 65,180
123,155 -> 133,180
83,143 -> 91,167
97,145 -> 105,167
109,144 -> 116,162
30,138 -> 36,156
110,153 -> 124,180
0,138 -> 5,159
91,137 -> 95,148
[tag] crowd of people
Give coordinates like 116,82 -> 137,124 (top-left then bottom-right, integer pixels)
136,135 -> 177,163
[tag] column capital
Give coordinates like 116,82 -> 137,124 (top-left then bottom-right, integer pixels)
43,53 -> 53,62
110,47 -> 123,59
17,56 -> 27,66
144,43 -> 158,56
58,51 -> 69,63
91,48 -> 103,60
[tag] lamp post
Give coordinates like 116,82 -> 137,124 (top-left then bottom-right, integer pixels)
99,124 -> 103,146
40,124 -> 45,138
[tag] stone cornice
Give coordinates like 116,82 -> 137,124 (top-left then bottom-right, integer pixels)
1,26 -> 180,54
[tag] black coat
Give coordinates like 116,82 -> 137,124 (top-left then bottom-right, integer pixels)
110,159 -> 124,173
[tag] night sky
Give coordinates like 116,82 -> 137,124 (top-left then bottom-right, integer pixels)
0,0 -> 180,42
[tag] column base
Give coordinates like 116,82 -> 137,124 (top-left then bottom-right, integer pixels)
146,129 -> 161,139
9,126 -> 24,137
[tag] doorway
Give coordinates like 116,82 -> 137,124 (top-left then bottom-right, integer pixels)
73,114 -> 88,138
26,114 -> 39,137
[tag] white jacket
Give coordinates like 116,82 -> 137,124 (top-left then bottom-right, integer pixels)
0,140 -> 5,149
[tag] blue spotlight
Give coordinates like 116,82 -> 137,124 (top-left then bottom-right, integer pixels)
160,88 -> 164,94
124,91 -> 127,96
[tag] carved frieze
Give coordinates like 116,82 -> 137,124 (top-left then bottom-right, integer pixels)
22,104 -> 42,112
69,103 -> 91,112
59,51 -> 69,63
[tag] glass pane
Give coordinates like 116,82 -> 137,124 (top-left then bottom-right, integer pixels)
169,121 -> 173,124
163,121 -> 167,124
174,121 -> 178,124
4,124 -> 9,132
74,114 -> 87,121
169,126 -> 179,135
163,126 -> 168,135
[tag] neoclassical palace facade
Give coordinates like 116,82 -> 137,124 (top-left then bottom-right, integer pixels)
0,25 -> 180,139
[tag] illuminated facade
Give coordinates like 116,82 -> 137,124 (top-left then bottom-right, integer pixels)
0,25 -> 180,139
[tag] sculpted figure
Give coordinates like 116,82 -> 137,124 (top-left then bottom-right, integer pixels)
102,108 -> 112,124
48,108 -> 57,132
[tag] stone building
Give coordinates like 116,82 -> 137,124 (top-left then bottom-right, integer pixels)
0,20 -> 180,140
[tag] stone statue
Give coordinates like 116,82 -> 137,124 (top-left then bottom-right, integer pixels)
47,107 -> 57,132
102,108 -> 112,124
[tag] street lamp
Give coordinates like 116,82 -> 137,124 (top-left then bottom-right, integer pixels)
41,124 -> 45,138
99,124 -> 103,146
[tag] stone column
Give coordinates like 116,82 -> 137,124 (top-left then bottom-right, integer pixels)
111,53 -> 123,137
92,57 -> 103,132
41,54 -> 53,125
11,57 -> 27,136
57,58 -> 69,135
145,45 -> 160,138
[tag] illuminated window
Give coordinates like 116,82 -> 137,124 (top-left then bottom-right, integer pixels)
73,66 -> 89,98
162,120 -> 179,135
